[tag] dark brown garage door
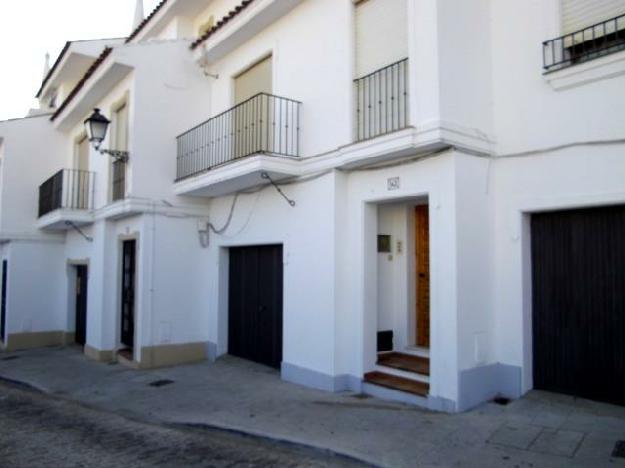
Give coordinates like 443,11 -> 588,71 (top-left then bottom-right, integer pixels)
228,245 -> 283,369
531,205 -> 625,406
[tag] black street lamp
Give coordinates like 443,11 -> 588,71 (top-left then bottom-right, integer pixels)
84,108 -> 129,162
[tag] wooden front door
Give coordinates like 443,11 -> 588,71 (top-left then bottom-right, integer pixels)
120,240 -> 136,348
0,260 -> 7,343
75,265 -> 88,346
415,205 -> 430,348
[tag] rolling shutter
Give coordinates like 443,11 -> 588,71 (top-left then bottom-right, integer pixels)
77,137 -> 89,172
355,0 -> 408,77
114,103 -> 129,152
234,56 -> 272,105
561,0 -> 625,34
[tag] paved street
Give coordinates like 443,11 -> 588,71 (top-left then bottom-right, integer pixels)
0,380 -> 362,468
1,348 -> 625,467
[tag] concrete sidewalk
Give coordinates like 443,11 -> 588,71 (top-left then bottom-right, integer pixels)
0,347 -> 624,467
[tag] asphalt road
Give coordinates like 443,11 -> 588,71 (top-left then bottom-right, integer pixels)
0,380 -> 365,468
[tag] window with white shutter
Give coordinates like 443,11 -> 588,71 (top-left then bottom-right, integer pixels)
544,0 -> 625,71
355,0 -> 408,77
561,0 -> 625,35
234,56 -> 272,105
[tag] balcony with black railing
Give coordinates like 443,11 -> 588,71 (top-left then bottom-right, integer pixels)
37,169 -> 95,229
543,14 -> 625,72
355,58 -> 409,142
176,93 -> 301,182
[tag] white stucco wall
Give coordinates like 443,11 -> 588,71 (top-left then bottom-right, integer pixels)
137,212 -> 211,351
490,0 -> 625,154
0,114 -> 67,235
3,240 -> 66,335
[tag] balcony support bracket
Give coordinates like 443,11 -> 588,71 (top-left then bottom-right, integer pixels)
261,172 -> 296,207
65,221 -> 94,242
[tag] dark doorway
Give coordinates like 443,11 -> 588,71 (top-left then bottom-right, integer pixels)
1,260 -> 7,343
531,205 -> 625,406
121,240 -> 136,348
74,265 -> 88,346
228,245 -> 283,369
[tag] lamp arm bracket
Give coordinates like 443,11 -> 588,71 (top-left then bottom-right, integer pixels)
99,149 -> 129,163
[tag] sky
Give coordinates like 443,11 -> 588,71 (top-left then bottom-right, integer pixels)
0,0 -> 161,121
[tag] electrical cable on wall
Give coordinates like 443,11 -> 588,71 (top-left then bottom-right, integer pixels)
198,194 -> 240,248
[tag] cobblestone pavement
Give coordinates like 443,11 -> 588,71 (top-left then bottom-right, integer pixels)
0,381 -> 365,468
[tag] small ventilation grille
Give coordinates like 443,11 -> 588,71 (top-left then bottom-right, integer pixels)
149,379 -> 174,388
492,397 -> 511,406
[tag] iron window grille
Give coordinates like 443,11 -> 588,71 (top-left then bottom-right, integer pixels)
543,14 -> 625,72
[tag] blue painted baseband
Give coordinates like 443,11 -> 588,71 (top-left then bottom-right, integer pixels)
206,341 -> 218,362
458,362 -> 522,412
281,362 -> 361,393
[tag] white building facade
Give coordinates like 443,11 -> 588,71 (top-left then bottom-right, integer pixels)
0,0 -> 624,411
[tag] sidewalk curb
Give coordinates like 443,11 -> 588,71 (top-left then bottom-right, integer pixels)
171,421 -> 380,467
0,375 -> 46,394
0,372 -> 380,467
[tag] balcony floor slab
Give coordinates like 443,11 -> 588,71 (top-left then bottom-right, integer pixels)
36,210 -> 94,231
174,154 -> 301,197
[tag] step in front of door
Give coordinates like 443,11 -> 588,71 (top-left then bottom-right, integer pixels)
364,371 -> 429,397
373,364 -> 430,384
377,352 -> 430,375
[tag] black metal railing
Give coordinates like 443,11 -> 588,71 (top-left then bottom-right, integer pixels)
543,14 -> 625,72
112,160 -> 126,202
176,93 -> 302,181
38,169 -> 95,218
355,58 -> 409,142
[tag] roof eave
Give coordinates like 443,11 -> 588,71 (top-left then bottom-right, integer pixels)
36,41 -> 72,98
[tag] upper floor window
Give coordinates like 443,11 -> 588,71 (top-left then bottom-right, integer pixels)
113,102 -> 129,152
561,0 -> 625,36
111,102 -> 128,202
354,0 -> 408,78
234,55 -> 272,105
75,135 -> 89,172
543,0 -> 625,72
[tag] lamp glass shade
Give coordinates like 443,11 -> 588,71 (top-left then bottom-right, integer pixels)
84,108 -> 110,147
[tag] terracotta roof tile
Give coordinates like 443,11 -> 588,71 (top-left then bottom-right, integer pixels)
126,0 -> 170,43
190,0 -> 256,50
50,47 -> 113,122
